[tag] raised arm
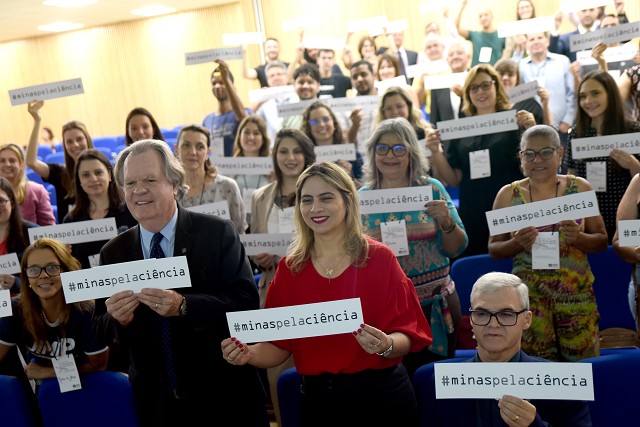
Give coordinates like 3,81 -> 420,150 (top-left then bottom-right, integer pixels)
455,0 -> 470,39
425,128 -> 463,187
216,59 -> 249,122
242,45 -> 259,81
26,101 -> 52,179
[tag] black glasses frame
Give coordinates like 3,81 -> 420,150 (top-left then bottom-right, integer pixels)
375,144 -> 408,157
26,264 -> 62,278
519,147 -> 558,162
469,308 -> 528,326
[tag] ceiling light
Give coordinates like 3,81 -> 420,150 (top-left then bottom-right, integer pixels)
130,5 -> 176,17
43,0 -> 98,7
38,21 -> 85,32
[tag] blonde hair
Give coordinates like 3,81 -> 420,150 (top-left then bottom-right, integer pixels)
462,64 -> 511,117
286,162 -> 369,273
0,144 -> 28,203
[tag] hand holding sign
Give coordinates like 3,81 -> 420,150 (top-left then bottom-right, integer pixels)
498,395 -> 537,426
105,291 -> 139,327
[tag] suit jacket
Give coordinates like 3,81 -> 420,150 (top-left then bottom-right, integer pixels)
427,351 -> 592,427
93,207 -> 267,426
378,46 -> 418,84
250,181 -> 279,307
429,88 -> 456,126
550,26 -> 599,63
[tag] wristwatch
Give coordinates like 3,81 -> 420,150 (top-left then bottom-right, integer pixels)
178,296 -> 187,317
376,335 -> 394,358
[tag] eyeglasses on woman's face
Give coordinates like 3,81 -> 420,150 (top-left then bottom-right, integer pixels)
469,80 -> 495,94
26,264 -> 62,278
519,147 -> 557,162
469,309 -> 528,326
309,116 -> 332,127
375,143 -> 408,157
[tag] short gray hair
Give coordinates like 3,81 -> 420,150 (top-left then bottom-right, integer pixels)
520,125 -> 561,150
114,139 -> 188,200
470,272 -> 529,310
363,117 -> 430,189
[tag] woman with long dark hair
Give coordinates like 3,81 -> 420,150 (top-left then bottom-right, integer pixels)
125,107 -> 165,146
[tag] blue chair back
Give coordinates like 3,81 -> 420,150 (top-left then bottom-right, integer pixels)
580,350 -> 640,426
92,136 -> 118,151
37,145 -> 53,158
414,358 -> 468,427
277,367 -> 302,427
44,152 -> 66,165
0,375 -> 37,427
26,168 -> 45,185
588,245 -> 636,330
162,129 -> 179,139
38,371 -> 139,427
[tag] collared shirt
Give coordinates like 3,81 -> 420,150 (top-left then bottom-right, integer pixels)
140,208 -> 178,259
519,51 -> 576,128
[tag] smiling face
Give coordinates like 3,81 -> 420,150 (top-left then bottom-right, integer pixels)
526,32 -> 549,57
0,189 -> 12,225
211,75 -> 228,101
177,130 -> 209,172
294,73 -> 320,100
239,122 -> 264,157
78,158 -> 110,199
266,65 -> 287,87
123,149 -> 177,233
264,39 -> 280,61
478,8 -> 493,29
471,287 -> 532,362
276,137 -> 306,180
299,175 -> 347,239
128,114 -> 154,142
447,44 -> 470,72
425,39 -> 444,61
378,58 -> 397,80
351,63 -> 374,95
374,132 -> 410,184
519,135 -> 562,181
360,39 -> 376,58
0,149 -> 22,185
498,71 -> 518,91
63,128 -> 88,161
308,107 -> 335,145
382,94 -> 409,120
579,78 -> 608,123
468,72 -> 497,114
578,8 -> 598,29
26,248 -> 63,302
517,0 -> 534,19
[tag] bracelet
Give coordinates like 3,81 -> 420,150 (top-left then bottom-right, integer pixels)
440,220 -> 456,234
376,335 -> 394,358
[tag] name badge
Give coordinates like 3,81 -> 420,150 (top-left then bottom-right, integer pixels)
532,232 -> 560,270
478,47 -> 492,63
278,206 -> 295,234
211,137 -> 225,157
52,354 -> 82,393
586,161 -> 606,192
469,149 -> 491,180
88,254 -> 100,268
380,220 -> 409,257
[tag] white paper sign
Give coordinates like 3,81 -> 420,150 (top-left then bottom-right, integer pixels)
226,298 -> 363,343
249,85 -> 296,104
419,2 -> 445,14
359,186 -> 433,215
52,354 -> 82,393
282,16 -> 317,32
561,0 -> 612,13
60,257 -> 191,304
0,290 -> 11,318
347,16 -> 388,33
374,76 -> 409,93
435,362 -> 594,400
569,21 -> 640,52
185,46 -> 243,65
617,220 -> 640,247
223,32 -> 265,46
28,218 -> 118,245
9,78 -> 84,106
277,99 -> 315,118
302,37 -> 346,50
185,200 -> 231,219
0,253 -> 21,275
240,233 -> 293,256
570,133 -> 640,160
314,144 -> 357,162
423,72 -> 468,91
385,19 -> 409,34
498,17 -> 555,38
407,60 -> 450,79
576,44 -> 637,66
508,80 -> 540,104
437,111 -> 518,141
326,95 -> 379,113
485,191 -> 600,236
211,157 -> 273,175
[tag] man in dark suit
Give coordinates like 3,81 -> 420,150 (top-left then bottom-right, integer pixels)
93,140 -> 268,427
424,273 -> 592,426
377,31 -> 418,84
550,8 -> 600,63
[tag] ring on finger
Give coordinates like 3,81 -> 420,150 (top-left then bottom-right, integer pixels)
155,303 -> 159,309
513,414 -> 519,422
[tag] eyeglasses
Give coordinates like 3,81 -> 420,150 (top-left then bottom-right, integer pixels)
519,147 -> 558,162
309,117 -> 332,126
375,144 -> 408,157
0,198 -> 10,207
469,80 -> 495,94
469,309 -> 528,326
26,264 -> 62,278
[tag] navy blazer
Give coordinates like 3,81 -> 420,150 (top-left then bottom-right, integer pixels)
427,351 -> 592,427
93,207 -> 267,425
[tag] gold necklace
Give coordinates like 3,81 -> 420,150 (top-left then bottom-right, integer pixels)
313,255 -> 344,278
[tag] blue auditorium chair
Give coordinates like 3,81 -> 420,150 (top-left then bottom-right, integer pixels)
0,375 -> 37,427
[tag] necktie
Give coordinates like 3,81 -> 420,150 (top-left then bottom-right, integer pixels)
397,51 -> 407,80
150,232 -> 178,394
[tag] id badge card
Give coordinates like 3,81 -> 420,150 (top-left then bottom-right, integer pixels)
478,47 -> 493,63
469,149 -> 491,180
52,354 -> 82,393
380,220 -> 410,257
532,232 -> 560,270
211,137 -> 225,157
88,254 -> 100,268
586,161 -> 606,192
278,206 -> 295,234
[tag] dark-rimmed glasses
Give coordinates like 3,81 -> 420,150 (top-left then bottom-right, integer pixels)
519,147 -> 557,162
469,80 -> 495,94
375,144 -> 408,157
26,264 -> 62,278
469,309 -> 528,326
309,117 -> 331,126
